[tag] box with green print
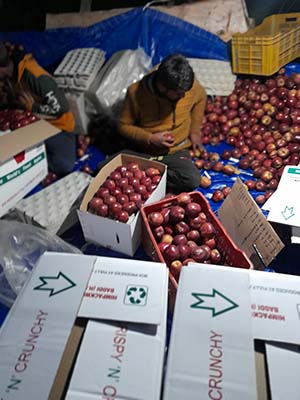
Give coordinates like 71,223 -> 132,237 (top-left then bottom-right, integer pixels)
0,119 -> 60,217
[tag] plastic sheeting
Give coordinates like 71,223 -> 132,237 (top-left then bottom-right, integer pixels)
0,7 -> 228,70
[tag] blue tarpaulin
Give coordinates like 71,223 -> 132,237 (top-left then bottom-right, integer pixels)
0,7 -> 228,70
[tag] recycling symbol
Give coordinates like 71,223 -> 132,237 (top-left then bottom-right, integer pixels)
124,285 -> 148,306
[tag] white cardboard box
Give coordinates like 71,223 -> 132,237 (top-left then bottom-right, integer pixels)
15,171 -> 92,235
78,153 -> 167,256
163,264 -> 300,400
0,119 -> 60,217
66,270 -> 168,400
0,252 -> 168,399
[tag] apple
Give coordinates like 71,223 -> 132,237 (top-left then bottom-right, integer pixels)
161,234 -> 174,244
88,197 -> 103,212
200,176 -> 211,188
200,222 -> 215,238
146,167 -> 160,178
96,187 -> 110,198
191,246 -> 210,262
103,194 -> 117,206
170,260 -> 183,281
116,193 -> 129,205
123,201 -> 138,216
177,244 -> 191,260
96,203 -> 109,217
203,237 -> 216,249
174,221 -> 190,235
163,244 -> 180,264
127,162 -> 140,172
210,248 -> 222,264
177,192 -> 191,206
212,190 -> 224,202
109,202 -> 123,218
148,211 -> 164,227
169,206 -> 185,222
153,226 -> 165,241
187,230 -> 200,242
173,234 -> 188,246
185,202 -> 201,218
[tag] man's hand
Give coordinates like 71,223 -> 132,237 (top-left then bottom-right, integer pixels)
148,131 -> 175,149
190,132 -> 204,152
17,91 -> 34,110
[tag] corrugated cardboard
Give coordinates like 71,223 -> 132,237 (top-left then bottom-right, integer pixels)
163,264 -> 300,400
0,252 -> 168,399
0,119 -> 59,163
66,269 -> 168,399
0,119 -> 61,217
78,153 -> 167,256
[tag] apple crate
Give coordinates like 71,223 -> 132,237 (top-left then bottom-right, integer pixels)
232,13 -> 300,76
140,191 -> 252,310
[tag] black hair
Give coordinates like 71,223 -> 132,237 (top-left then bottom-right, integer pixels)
155,54 -> 194,92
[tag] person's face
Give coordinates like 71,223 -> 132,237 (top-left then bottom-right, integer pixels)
0,61 -> 13,81
155,80 -> 185,102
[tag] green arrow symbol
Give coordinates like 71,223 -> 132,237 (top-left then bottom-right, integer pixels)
34,272 -> 76,297
281,206 -> 295,220
190,289 -> 239,317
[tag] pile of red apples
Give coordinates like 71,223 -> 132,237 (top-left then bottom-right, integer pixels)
88,162 -> 162,223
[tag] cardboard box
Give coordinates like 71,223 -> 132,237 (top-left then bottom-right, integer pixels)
0,252 -> 168,399
163,264 -> 300,399
15,171 -> 92,235
78,154 -> 167,256
0,119 -> 60,217
66,270 -> 168,399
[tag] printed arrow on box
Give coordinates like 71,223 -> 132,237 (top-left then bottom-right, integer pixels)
34,271 -> 77,297
190,289 -> 239,317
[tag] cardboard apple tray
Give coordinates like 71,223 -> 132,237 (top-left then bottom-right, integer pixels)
140,191 -> 253,309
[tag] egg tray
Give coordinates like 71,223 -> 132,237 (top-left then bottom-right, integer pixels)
15,171 -> 92,235
187,58 -> 236,96
54,48 -> 106,91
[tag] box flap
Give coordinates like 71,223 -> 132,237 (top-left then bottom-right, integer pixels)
0,119 -> 60,163
66,271 -> 168,399
218,178 -> 284,269
250,270 -> 300,344
163,263 -> 257,400
0,252 -> 96,399
267,165 -> 300,227
266,342 -> 300,399
78,257 -> 168,325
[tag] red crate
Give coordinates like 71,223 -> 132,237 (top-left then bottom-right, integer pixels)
140,191 -> 253,310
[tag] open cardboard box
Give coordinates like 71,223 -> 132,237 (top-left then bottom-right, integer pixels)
0,252 -> 168,400
78,153 -> 167,257
0,119 -> 60,217
163,263 -> 300,399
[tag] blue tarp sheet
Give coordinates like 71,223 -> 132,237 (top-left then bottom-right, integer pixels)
0,7 -> 228,70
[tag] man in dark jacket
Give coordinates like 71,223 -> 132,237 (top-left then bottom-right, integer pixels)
0,42 -> 76,177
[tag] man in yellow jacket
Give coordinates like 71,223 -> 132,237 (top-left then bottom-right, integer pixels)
118,53 -> 206,193
0,42 -> 76,177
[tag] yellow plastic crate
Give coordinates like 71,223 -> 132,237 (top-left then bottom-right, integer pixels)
232,13 -> 300,76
